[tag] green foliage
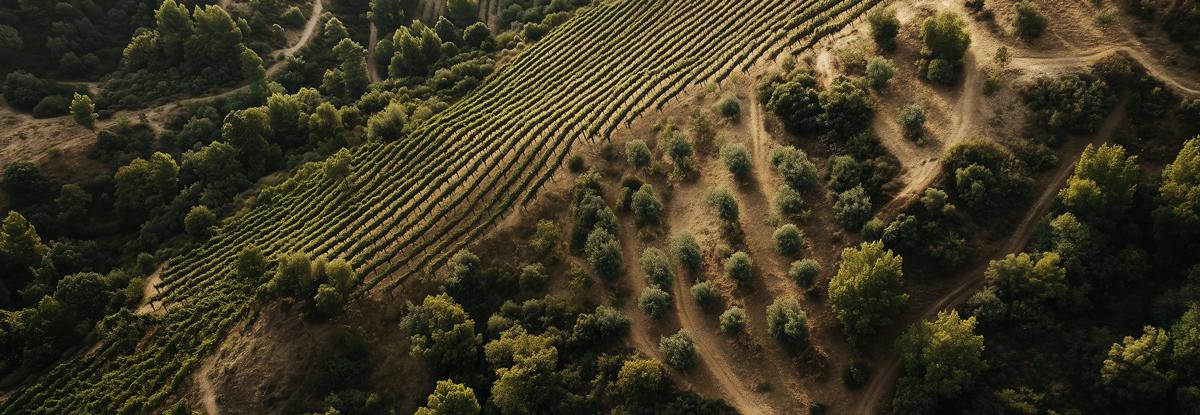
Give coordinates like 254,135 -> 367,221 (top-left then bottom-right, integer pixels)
640,247 -> 673,289
659,329 -> 698,370
616,358 -> 666,401
774,185 -> 808,217
463,22 -> 493,48
968,252 -> 1066,326
690,280 -> 718,308
920,12 -> 971,63
705,186 -> 739,224
720,143 -> 753,183
570,305 -> 630,345
772,224 -> 804,256
770,146 -> 818,190
447,0 -> 480,26
764,70 -> 823,134
54,272 -> 109,317
1059,144 -> 1140,224
1155,137 -> 1200,258
820,76 -> 876,140
3,162 -> 53,204
1013,2 -> 1048,39
942,140 -> 1031,213
723,251 -> 753,283
712,94 -> 741,119
586,228 -> 622,280
114,152 -> 179,219
572,191 -> 618,251
236,245 -> 267,283
898,104 -> 926,139
833,186 -> 872,231
484,326 -> 564,414
389,22 -> 443,77
2,71 -> 85,114
830,241 -> 908,341
416,380 -> 480,415
70,93 -> 97,129
1022,74 -> 1114,134
766,296 -> 809,351
631,184 -> 664,227
672,232 -> 703,272
264,252 -> 314,298
401,293 -> 480,372
868,7 -> 900,51
367,101 -> 410,141
719,306 -> 747,336
519,263 -> 548,292
866,57 -> 896,90
788,259 -> 821,290
663,130 -> 695,177
1100,326 -> 1176,404
528,220 -> 562,260
893,311 -> 986,414
638,286 -> 671,319
184,205 -> 216,241
626,139 -> 652,168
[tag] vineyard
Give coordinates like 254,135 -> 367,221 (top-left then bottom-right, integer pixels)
0,0 -> 884,412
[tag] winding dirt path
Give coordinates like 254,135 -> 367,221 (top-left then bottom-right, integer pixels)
1010,45 -> 1200,95
194,356 -> 222,415
367,23 -> 383,83
855,96 -> 1132,415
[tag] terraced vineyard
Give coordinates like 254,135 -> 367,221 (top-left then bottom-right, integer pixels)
0,0 -> 883,412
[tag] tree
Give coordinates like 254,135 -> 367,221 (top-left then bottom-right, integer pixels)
920,12 -> 971,84
672,232 -> 702,272
719,306 -> 747,335
898,104 -> 926,139
1060,144 -> 1139,223
155,0 -> 194,61
868,7 -> 900,51
712,94 -> 741,119
616,358 -> 665,401
833,186 -> 873,231
222,108 -> 274,177
333,39 -> 369,99
724,251 -> 753,283
367,101 -> 409,140
659,329 -> 697,370
434,17 -> 463,45
528,219 -> 562,260
114,152 -> 179,219
264,252 -> 314,298
720,143 -> 753,183
774,185 -> 807,216
462,22 -> 492,48
415,380 -> 480,415
1101,326 -> 1176,404
893,311 -> 986,414
3,162 -> 53,203
690,280 -> 718,308
401,294 -> 480,372
773,224 -> 804,256
663,130 -> 694,177
766,296 -> 809,351
54,272 -> 108,317
2,212 -> 50,276
770,146 -> 818,190
585,228 -> 622,280
1155,138 -> 1200,258
70,93 -> 96,129
866,57 -> 896,90
486,327 -> 564,414
1172,304 -> 1200,378
570,306 -> 630,345
441,249 -> 481,302
630,184 -> 663,226
236,245 -> 267,283
766,76 -> 823,134
184,205 -> 217,240
1013,2 -> 1048,39
705,186 -> 739,224
518,263 -> 548,292
820,76 -> 876,140
981,252 -> 1066,319
325,149 -> 354,186
788,259 -> 821,290
370,0 -> 409,33
240,47 -> 265,87
625,139 -> 651,168
829,241 -> 908,341
639,247 -> 673,288
446,0 -> 479,26
637,286 -> 671,319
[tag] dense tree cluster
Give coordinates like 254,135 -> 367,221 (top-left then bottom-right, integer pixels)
1,71 -> 89,117
882,188 -> 973,267
917,12 -> 970,84
0,0 -> 158,77
893,311 -> 986,414
829,241 -> 908,341
1022,73 -> 1115,135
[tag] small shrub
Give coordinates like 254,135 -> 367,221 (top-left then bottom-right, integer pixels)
766,297 -> 810,351
866,57 -> 896,90
926,58 -> 956,84
639,247 -> 673,289
724,251 -> 753,283
774,185 -> 808,216
719,306 -> 747,335
788,259 -> 821,290
585,228 -> 622,280
772,224 -> 804,256
630,184 -> 664,226
844,361 -> 871,389
833,186 -> 873,231
519,263 -> 548,292
705,186 -> 740,224
672,232 -> 702,272
770,146 -> 819,190
712,94 -> 741,119
659,329 -> 698,370
1014,1 -> 1048,39
638,286 -> 671,319
898,104 -> 926,139
861,218 -> 886,240
626,139 -> 652,168
868,7 -> 900,51
690,280 -> 719,308
568,155 -> 585,173
720,143 -> 753,183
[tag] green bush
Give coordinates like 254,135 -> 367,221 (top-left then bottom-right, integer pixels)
630,184 -> 664,226
898,104 -> 926,139
766,297 -> 809,351
626,139 -> 652,168
773,224 -> 805,256
519,263 -> 548,292
672,232 -> 703,272
770,146 -> 818,190
1013,2 -> 1048,39
705,186 -> 739,224
724,251 -> 753,283
830,242 -> 908,341
833,186 -> 873,231
638,286 -> 672,319
868,7 -> 900,51
659,329 -> 697,370
720,143 -> 753,183
690,280 -> 719,308
926,58 -> 956,84
788,259 -> 821,290
866,57 -> 896,90
585,228 -> 622,280
774,185 -> 808,216
639,247 -> 673,289
720,306 -> 747,335
712,94 -> 741,119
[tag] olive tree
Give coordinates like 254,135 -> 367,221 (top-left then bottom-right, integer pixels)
829,241 -> 908,341
766,296 -> 809,352
659,329 -> 698,370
